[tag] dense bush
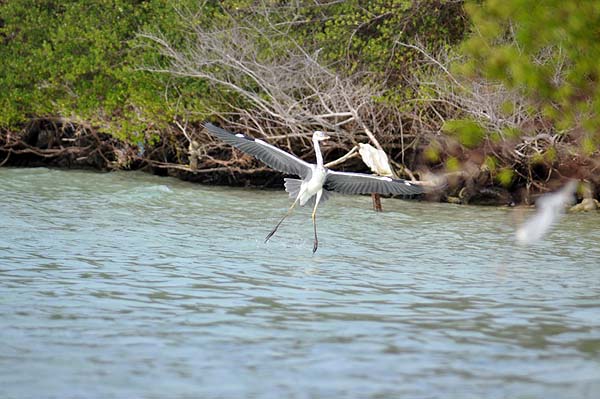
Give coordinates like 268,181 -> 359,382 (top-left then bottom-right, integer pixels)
0,1 -> 467,140
0,0 -> 211,142
460,0 -> 600,152
295,1 -> 467,83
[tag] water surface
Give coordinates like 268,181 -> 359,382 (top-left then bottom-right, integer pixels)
1,168 -> 599,398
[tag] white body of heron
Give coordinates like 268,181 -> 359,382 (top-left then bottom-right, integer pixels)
204,123 -> 424,253
298,165 -> 327,206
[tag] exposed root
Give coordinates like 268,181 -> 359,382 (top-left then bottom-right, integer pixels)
1,119 -> 597,204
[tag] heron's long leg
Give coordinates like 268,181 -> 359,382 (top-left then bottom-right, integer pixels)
265,196 -> 300,243
311,190 -> 323,253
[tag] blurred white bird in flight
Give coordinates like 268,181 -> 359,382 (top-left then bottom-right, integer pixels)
515,180 -> 578,245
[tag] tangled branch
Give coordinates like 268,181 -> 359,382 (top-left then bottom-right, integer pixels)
139,9 -> 407,155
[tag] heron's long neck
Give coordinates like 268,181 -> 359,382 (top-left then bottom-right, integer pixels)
313,138 -> 323,168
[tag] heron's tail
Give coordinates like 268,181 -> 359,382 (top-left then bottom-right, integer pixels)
284,178 -> 332,208
284,178 -> 303,200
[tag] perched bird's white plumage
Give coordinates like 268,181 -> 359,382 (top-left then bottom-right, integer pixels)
358,143 -> 394,177
204,123 -> 423,252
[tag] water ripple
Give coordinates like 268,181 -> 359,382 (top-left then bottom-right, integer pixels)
1,168 -> 599,398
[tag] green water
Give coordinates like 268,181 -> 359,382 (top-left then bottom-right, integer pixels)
1,167 -> 599,398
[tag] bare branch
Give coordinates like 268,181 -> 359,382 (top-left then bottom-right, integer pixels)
324,145 -> 359,168
138,9 -> 401,150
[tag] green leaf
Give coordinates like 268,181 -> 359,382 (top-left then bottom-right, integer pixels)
443,119 -> 486,148
497,168 -> 514,187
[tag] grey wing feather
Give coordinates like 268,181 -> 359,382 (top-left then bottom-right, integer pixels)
325,170 -> 424,196
204,123 -> 312,179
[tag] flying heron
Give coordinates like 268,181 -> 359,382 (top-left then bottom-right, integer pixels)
204,122 -> 424,253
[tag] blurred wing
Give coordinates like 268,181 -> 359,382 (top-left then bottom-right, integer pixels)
204,123 -> 312,179
325,171 -> 424,196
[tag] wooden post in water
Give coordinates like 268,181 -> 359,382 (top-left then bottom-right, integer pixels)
372,193 -> 382,212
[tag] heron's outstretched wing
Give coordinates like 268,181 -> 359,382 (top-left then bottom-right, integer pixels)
204,123 -> 312,179
325,170 -> 424,196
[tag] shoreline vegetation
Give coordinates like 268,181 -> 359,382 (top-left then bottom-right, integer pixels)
1,1 -> 599,208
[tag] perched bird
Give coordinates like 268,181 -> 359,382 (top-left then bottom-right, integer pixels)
204,122 -> 424,253
358,142 -> 395,178
358,142 -> 395,212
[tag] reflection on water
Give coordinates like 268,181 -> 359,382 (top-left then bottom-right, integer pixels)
1,168 -> 599,398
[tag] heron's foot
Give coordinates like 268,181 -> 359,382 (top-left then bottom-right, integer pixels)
265,228 -> 277,243
312,239 -> 319,254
